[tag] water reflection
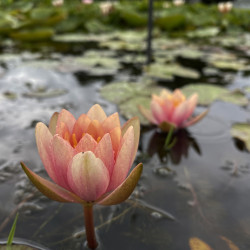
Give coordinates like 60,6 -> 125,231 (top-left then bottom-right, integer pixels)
147,129 -> 201,164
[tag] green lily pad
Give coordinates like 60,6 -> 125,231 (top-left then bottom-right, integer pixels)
181,84 -> 248,106
187,27 -> 220,38
10,28 -> 54,41
144,63 -> 200,81
100,40 -> 144,52
209,60 -> 250,71
53,33 -> 112,43
100,81 -> 163,124
231,123 -> 250,151
119,96 -> 151,125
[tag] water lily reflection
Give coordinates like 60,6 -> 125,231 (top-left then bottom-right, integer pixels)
147,130 -> 201,164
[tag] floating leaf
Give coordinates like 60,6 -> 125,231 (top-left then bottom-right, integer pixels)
23,89 -> 67,99
10,28 -> 54,41
181,84 -> 248,106
230,123 -> 250,152
100,81 -> 163,124
189,237 -> 213,250
187,27 -> 220,38
144,63 -> 200,81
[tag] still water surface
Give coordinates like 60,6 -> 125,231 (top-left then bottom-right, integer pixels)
0,40 -> 249,250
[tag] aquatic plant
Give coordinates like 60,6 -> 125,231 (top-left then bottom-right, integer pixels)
21,104 -> 142,249
139,89 -> 208,131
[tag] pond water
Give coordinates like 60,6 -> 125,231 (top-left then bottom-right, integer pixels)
0,32 -> 250,250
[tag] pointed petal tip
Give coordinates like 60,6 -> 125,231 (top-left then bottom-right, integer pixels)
20,162 -> 85,204
98,163 -> 143,206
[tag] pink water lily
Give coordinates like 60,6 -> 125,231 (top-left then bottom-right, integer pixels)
139,89 -> 208,132
21,104 -> 142,249
21,104 -> 142,205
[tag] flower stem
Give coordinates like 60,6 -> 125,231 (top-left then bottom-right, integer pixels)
83,204 -> 98,249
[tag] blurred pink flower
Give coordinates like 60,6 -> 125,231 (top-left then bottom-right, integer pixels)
218,2 -> 233,13
82,0 -> 93,4
21,104 -> 142,206
139,89 -> 208,131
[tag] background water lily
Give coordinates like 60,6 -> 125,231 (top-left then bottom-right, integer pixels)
21,104 -> 142,249
139,89 -> 208,132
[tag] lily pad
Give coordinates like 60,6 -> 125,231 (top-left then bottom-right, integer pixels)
100,40 -> 144,52
119,96 -> 151,125
144,63 -> 200,81
0,244 -> 35,249
209,60 -> 250,71
10,28 -> 54,41
100,81 -> 163,124
187,27 -> 220,38
181,84 -> 248,106
231,123 -> 250,151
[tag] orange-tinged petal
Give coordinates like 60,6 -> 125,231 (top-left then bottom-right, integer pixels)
56,109 -> 76,135
138,105 -> 157,124
75,134 -> 98,153
86,120 -> 104,141
183,109 -> 209,128
102,112 -> 120,133
121,117 -> 140,163
21,162 -> 85,204
94,133 -> 114,175
52,135 -> 74,190
87,104 -> 107,122
183,93 -> 198,121
98,163 -> 143,205
108,126 -> 134,192
72,114 -> 91,142
35,122 -> 57,183
49,112 -> 59,136
109,126 -> 121,157
152,94 -> 164,106
67,152 -> 110,202
171,101 -> 188,126
151,100 -> 165,123
160,89 -> 171,99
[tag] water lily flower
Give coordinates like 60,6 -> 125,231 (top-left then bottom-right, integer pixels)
173,0 -> 185,6
82,0 -> 93,4
139,89 -> 208,132
52,0 -> 63,7
99,1 -> 114,15
21,104 -> 142,249
218,2 -> 233,13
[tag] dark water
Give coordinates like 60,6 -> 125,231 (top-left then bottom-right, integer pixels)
0,39 -> 250,250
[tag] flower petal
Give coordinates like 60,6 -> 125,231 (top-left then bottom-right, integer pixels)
87,104 -> 107,122
49,112 -> 59,136
121,117 -> 140,163
98,163 -> 143,206
94,133 -> 114,175
67,152 -> 110,202
183,109 -> 209,128
72,114 -> 91,142
75,134 -> 98,153
56,109 -> 76,135
151,100 -> 165,123
109,126 -> 121,157
21,162 -> 85,204
183,93 -> 198,121
35,122 -> 56,182
51,135 -> 74,190
138,105 -> 157,124
86,120 -> 104,141
108,126 -> 134,192
102,112 -> 120,133
171,101 -> 188,126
